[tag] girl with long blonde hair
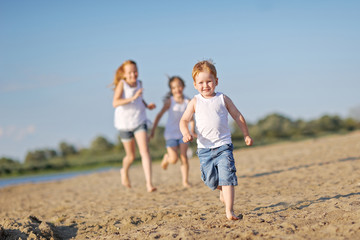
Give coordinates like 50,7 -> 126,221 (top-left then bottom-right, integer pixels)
112,60 -> 157,192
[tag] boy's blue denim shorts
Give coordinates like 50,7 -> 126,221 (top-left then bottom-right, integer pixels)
196,143 -> 238,190
119,123 -> 147,142
166,138 -> 188,148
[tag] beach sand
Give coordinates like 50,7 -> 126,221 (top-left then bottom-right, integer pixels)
1,132 -> 360,239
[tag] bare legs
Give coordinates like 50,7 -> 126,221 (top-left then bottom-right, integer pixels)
161,144 -> 190,187
218,186 -> 239,220
179,143 -> 190,187
120,139 -> 136,188
134,130 -> 156,192
161,146 -> 178,170
120,130 -> 156,192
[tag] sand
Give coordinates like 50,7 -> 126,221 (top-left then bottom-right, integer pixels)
1,132 -> 360,239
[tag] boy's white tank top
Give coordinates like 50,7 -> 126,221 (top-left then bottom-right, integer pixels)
114,80 -> 147,131
195,92 -> 232,148
164,96 -> 189,140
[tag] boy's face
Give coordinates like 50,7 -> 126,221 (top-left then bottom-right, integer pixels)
193,71 -> 218,98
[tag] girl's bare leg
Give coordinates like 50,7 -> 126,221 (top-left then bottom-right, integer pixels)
161,153 -> 169,170
179,143 -> 190,187
135,130 -> 156,192
222,185 -> 239,220
121,139 -> 136,188
162,146 -> 178,169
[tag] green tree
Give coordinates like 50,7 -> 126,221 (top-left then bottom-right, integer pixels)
298,119 -> 317,136
25,150 -> 48,165
0,157 -> 21,174
256,113 -> 294,139
343,118 -> 359,131
44,148 -> 58,159
90,136 -> 114,153
59,142 -> 77,157
0,157 -> 18,165
316,115 -> 342,132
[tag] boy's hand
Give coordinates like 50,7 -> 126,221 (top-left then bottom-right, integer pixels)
182,133 -> 193,143
245,136 -> 253,146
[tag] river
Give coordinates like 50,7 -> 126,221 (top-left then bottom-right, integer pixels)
0,167 -> 113,189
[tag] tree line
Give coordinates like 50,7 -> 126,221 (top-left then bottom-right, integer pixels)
232,113 -> 360,144
0,127 -> 167,176
1,113 -> 359,176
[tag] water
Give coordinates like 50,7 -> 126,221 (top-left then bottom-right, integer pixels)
0,167 -> 113,189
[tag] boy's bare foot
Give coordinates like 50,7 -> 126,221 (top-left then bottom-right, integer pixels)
226,211 -> 241,220
183,182 -> 191,188
161,154 -> 169,170
120,168 -> 131,188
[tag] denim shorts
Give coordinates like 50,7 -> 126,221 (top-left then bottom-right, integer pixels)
119,123 -> 147,142
166,138 -> 188,148
196,143 -> 237,190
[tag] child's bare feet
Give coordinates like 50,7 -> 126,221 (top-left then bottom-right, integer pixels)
120,168 -> 131,188
161,154 -> 169,170
226,211 -> 241,220
183,182 -> 191,188
147,184 -> 157,192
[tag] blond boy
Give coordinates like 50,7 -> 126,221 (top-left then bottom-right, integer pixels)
180,60 -> 253,220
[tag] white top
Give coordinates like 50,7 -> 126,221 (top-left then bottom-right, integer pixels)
194,92 -> 232,148
164,96 -> 189,140
114,80 -> 147,131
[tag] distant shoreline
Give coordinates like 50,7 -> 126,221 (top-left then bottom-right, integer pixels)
0,167 -> 113,189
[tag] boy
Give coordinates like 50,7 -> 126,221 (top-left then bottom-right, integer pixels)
179,60 -> 253,220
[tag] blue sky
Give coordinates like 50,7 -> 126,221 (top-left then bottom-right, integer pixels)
1,0 -> 359,161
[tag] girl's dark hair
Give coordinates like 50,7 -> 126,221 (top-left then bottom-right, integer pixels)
163,76 -> 185,101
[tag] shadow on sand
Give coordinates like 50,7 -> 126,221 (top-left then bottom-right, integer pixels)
251,192 -> 360,216
239,156 -> 360,179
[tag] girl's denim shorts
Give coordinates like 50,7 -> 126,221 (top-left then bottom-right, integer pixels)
196,143 -> 238,190
166,138 -> 188,148
119,123 -> 147,142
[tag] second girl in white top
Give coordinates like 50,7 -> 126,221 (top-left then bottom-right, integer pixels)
150,76 -> 195,188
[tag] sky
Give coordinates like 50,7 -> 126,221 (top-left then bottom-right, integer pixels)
1,0 -> 359,162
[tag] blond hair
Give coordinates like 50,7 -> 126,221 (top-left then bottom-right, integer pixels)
192,60 -> 217,81
111,60 -> 137,90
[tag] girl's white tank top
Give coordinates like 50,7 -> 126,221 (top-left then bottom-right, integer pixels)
114,80 -> 147,131
164,96 -> 189,140
194,92 -> 232,148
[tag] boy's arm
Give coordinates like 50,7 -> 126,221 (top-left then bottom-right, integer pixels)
189,117 -> 197,138
149,99 -> 171,139
224,95 -> 253,146
180,98 -> 196,143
